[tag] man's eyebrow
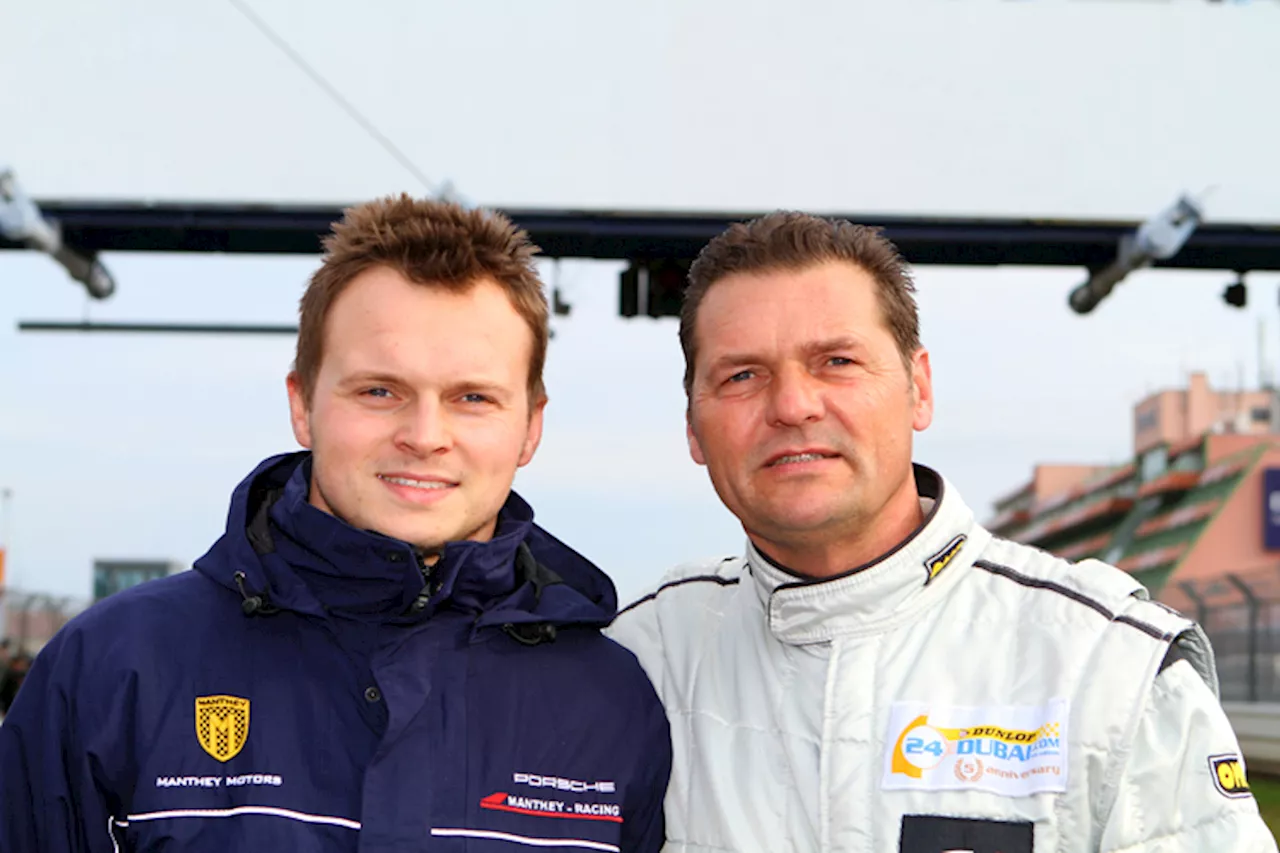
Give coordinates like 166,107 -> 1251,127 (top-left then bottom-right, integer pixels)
337,373 -> 513,397
451,380 -> 511,397
707,352 -> 764,371
708,337 -> 868,370
800,336 -> 867,357
338,371 -> 405,387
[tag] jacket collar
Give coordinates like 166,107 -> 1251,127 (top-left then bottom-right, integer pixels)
263,455 -> 527,619
194,452 -> 618,629
747,465 -> 988,645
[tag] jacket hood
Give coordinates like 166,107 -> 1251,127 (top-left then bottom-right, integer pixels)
193,452 -> 618,631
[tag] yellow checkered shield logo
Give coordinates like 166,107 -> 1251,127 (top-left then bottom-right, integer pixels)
195,695 -> 250,762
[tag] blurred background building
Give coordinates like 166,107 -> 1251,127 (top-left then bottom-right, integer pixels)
990,371 -> 1280,702
92,558 -> 184,602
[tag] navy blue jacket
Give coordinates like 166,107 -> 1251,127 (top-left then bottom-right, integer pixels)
0,453 -> 670,852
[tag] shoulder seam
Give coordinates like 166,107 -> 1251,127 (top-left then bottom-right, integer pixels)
1157,638 -> 1190,675
1114,614 -> 1173,642
972,559 -> 1173,641
616,574 -> 741,618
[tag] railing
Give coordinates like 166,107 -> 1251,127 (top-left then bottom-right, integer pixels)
0,588 -> 88,656
1223,703 -> 1280,775
1175,572 -> 1280,703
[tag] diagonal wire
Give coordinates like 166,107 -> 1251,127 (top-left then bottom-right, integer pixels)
225,0 -> 438,195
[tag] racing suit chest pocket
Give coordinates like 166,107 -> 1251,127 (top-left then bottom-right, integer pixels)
899,814 -> 1033,853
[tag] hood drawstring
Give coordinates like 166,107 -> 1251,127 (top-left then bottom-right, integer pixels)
502,622 -> 557,646
233,571 -> 281,617
499,543 -> 562,646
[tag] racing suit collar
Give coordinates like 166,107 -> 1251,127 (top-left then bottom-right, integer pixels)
747,464 -> 988,645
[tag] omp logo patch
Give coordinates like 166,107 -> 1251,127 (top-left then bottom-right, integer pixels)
195,695 -> 250,762
1210,753 -> 1251,798
923,534 -> 966,585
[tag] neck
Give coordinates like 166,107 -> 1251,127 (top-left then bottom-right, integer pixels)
747,475 -> 925,579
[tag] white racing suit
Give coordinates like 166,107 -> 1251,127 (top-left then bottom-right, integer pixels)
609,466 -> 1276,852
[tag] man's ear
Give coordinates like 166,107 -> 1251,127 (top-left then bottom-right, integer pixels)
286,371 -> 313,448
687,414 -> 707,466
517,396 -> 548,468
910,348 -> 934,433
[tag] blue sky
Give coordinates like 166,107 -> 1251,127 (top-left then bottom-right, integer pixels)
2,0 -> 1278,603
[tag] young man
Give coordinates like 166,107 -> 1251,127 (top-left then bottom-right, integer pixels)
609,212 -> 1274,852
0,196 -> 670,852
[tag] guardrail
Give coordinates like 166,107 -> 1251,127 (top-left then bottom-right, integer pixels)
1224,702 -> 1280,775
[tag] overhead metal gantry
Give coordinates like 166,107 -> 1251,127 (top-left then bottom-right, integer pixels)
4,199 -> 1280,271
5,193 -> 1280,326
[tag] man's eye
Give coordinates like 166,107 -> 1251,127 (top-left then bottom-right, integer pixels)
461,393 -> 492,404
727,370 -> 754,384
828,357 -> 854,366
363,387 -> 393,399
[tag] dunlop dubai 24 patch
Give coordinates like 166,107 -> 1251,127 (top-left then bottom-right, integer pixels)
882,699 -> 1068,796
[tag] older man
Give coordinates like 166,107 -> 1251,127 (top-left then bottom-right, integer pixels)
609,211 -> 1273,852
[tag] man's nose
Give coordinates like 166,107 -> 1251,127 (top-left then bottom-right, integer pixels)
767,366 -> 824,427
394,397 -> 453,455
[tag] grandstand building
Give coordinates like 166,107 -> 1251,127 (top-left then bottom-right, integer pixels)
989,372 -> 1280,618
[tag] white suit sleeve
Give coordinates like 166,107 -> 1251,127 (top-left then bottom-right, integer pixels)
1100,656 -> 1277,852
606,600 -> 669,704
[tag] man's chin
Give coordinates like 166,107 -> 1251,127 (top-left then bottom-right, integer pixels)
392,520 -> 495,552
384,535 -> 450,555
356,513 -> 451,550
754,496 -> 852,531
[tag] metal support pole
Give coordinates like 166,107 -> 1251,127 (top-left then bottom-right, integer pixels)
1179,580 -> 1209,628
41,596 -> 65,636
1226,574 -> 1262,702
15,594 -> 40,657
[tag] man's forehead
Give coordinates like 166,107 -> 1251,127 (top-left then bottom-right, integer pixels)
696,263 -> 885,348
328,334 -> 521,378
320,274 -> 530,367
319,322 -> 527,391
708,261 -> 876,301
326,269 -> 518,327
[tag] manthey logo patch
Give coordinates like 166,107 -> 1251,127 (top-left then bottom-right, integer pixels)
1210,753 -> 1252,799
882,700 -> 1068,796
195,695 -> 250,762
923,534 -> 966,585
